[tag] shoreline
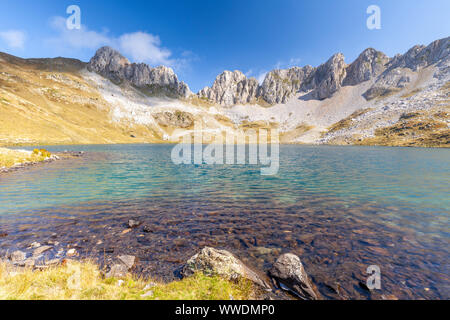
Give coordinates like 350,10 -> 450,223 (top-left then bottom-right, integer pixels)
0,257 -> 257,300
0,242 -> 300,300
2,203 -> 446,300
0,150 -> 84,174
1,142 -> 448,149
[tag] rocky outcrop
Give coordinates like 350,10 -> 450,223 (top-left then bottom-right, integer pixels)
87,46 -> 191,98
343,48 -> 389,86
259,66 -> 315,104
309,53 -> 347,100
269,253 -> 319,300
198,71 -> 259,106
200,54 -> 347,105
200,55 -> 348,105
127,219 -> 141,228
86,37 -> 449,107
105,255 -> 137,278
388,37 -> 450,72
363,37 -> 450,100
182,247 -> 270,289
9,250 -> 26,263
153,111 -> 194,128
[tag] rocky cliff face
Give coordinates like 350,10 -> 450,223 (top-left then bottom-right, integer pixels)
87,46 -> 191,98
86,37 -> 449,107
259,66 -> 315,104
199,37 -> 449,106
343,48 -> 389,86
198,70 -> 259,106
388,37 -> 450,71
199,53 -> 348,105
309,53 -> 347,100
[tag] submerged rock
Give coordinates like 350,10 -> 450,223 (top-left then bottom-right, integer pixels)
127,219 -> 141,228
269,253 -> 319,300
66,248 -> 78,257
182,247 -> 270,289
30,242 -> 41,249
33,245 -> 52,257
142,225 -> 152,233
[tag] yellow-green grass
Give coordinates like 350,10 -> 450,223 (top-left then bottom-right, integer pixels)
0,147 -> 51,168
0,260 -> 254,300
356,106 -> 450,148
326,108 -> 373,134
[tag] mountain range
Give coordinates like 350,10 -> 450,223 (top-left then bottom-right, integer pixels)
0,36 -> 448,147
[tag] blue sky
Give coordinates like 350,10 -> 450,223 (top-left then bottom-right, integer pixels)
0,0 -> 449,92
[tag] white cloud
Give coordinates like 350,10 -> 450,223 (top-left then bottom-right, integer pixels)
289,58 -> 301,66
47,16 -> 112,50
0,30 -> 26,49
275,58 -> 302,70
46,16 -> 192,69
257,71 -> 268,84
118,32 -> 173,66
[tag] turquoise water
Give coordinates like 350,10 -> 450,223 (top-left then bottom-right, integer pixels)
1,145 -> 449,234
0,144 -> 449,299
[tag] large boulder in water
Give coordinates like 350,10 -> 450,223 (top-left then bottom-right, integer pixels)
182,247 -> 270,289
269,253 -> 319,300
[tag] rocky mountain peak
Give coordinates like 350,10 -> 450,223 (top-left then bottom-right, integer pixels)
87,47 -> 191,98
259,65 -> 315,104
310,53 -> 347,100
88,37 -> 449,106
343,48 -> 389,86
87,46 -> 131,82
363,36 -> 450,100
198,70 -> 259,106
387,37 -> 449,72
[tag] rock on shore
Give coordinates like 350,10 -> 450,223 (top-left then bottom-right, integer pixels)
182,247 -> 270,289
269,253 -> 319,300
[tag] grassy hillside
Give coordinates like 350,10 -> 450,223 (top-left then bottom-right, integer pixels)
1,51 -> 448,148
357,107 -> 450,147
0,52 -> 162,146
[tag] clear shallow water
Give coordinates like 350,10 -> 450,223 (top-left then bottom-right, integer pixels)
0,144 -> 449,299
